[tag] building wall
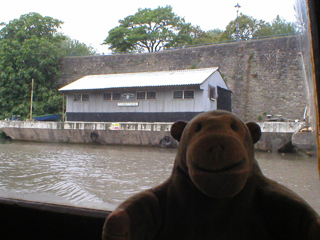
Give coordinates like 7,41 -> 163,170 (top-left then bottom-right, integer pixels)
64,70 -> 229,122
66,87 -> 203,113
200,71 -> 228,111
66,88 -> 204,121
60,36 -> 306,122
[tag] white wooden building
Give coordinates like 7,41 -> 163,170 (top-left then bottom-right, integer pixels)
59,68 -> 231,122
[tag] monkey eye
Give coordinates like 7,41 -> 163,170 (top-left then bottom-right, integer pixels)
231,122 -> 238,132
195,122 -> 202,132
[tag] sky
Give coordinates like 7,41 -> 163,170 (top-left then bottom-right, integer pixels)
1,0 -> 296,54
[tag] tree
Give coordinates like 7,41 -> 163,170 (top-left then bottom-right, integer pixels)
103,6 -> 194,53
61,37 -> 96,56
252,23 -> 273,38
0,13 -> 65,119
270,15 -> 296,35
254,15 -> 296,37
220,14 -> 296,41
207,29 -> 224,40
220,14 -> 268,41
0,12 -> 64,42
189,28 -> 224,45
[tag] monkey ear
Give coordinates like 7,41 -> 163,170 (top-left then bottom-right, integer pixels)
171,121 -> 188,142
246,122 -> 261,144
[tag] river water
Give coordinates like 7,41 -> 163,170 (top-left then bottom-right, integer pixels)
0,141 -> 319,214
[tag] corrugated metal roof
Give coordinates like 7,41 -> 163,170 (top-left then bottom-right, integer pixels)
59,67 -> 219,91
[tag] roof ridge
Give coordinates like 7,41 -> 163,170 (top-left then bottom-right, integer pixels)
59,67 -> 221,91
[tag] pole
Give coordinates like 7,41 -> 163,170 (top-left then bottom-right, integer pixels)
235,3 -> 241,41
236,9 -> 239,41
62,94 -> 65,122
30,78 -> 34,120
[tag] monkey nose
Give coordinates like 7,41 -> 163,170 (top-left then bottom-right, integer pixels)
209,144 -> 226,155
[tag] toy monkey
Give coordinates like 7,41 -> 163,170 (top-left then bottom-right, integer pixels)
103,110 -> 320,240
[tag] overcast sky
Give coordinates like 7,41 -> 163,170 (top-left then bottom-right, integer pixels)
1,0 -> 296,54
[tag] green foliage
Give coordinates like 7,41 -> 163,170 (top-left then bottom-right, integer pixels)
220,14 -> 296,41
104,7 -> 296,53
266,15 -> 296,35
220,14 -> 268,41
185,28 -> 230,46
253,15 -> 296,37
0,12 -> 64,42
0,13 -> 65,119
103,6 -> 195,53
190,64 -> 197,69
61,37 -> 97,56
206,29 -> 224,42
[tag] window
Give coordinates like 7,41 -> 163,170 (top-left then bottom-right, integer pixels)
137,92 -> 146,99
74,94 -> 89,101
173,90 -> 183,99
147,92 -> 156,99
137,91 -> 156,100
112,93 -> 121,100
82,94 -> 89,101
184,91 -> 194,99
103,93 -> 112,100
104,92 -> 136,100
173,90 -> 194,99
209,87 -> 216,99
74,94 -> 81,101
121,93 -> 135,100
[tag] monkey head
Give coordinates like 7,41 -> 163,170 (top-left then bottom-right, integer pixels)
171,110 -> 261,198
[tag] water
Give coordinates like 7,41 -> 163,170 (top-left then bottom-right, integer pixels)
0,141 -> 319,213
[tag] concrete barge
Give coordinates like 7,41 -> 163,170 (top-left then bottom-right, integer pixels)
0,120 -> 176,147
0,120 -> 305,152
256,121 -> 304,152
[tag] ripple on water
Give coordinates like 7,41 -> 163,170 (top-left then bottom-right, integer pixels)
0,142 -> 319,213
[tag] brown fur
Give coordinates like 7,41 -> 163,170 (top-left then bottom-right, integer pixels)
103,110 -> 320,240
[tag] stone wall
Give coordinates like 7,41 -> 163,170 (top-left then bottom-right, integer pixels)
59,35 -> 307,122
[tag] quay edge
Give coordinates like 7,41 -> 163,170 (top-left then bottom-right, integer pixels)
0,120 -> 306,152
0,120 -> 177,148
